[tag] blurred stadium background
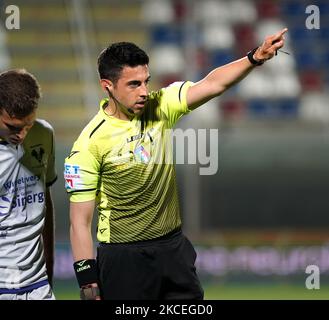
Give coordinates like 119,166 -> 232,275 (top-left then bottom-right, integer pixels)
1,0 -> 329,299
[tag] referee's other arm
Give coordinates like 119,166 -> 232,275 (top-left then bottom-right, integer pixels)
70,200 -> 95,262
70,200 -> 100,299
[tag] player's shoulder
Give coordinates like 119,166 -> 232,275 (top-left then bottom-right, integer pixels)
165,81 -> 193,97
147,82 -> 180,106
29,119 -> 55,141
164,81 -> 192,92
66,113 -> 108,163
72,112 -> 108,149
32,119 -> 54,133
148,82 -> 184,99
149,81 -> 192,101
24,119 -> 55,152
80,112 -> 107,138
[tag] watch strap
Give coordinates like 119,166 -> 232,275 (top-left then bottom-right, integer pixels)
247,47 -> 264,66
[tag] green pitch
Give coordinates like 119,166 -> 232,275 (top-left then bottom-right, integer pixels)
203,283 -> 329,300
54,280 -> 329,300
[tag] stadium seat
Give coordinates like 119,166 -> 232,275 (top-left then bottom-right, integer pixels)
299,70 -> 323,92
256,0 -> 280,18
247,98 -> 298,118
280,1 -> 305,18
247,99 -> 275,117
288,25 -> 318,46
210,50 -> 236,67
189,98 -> 222,124
319,1 -> 329,14
194,48 -> 210,73
172,0 -> 187,22
264,48 -> 296,73
299,93 -> 329,122
229,0 -> 258,24
195,0 -> 231,24
150,25 -> 183,45
238,70 -> 273,98
234,23 -> 257,57
294,51 -> 322,69
276,98 -> 299,117
220,99 -> 246,120
158,74 -> 184,89
141,0 -> 174,25
323,65 -> 329,88
202,23 -> 235,50
144,0 -> 326,124
319,26 -> 329,41
0,25 -> 10,69
150,44 -> 184,76
274,72 -> 301,97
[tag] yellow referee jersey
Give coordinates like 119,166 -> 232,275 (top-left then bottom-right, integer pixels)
64,81 -> 192,243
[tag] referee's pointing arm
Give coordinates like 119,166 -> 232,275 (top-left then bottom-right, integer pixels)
186,28 -> 288,110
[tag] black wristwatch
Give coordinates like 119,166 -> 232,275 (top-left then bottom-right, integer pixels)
247,47 -> 264,66
80,285 -> 100,300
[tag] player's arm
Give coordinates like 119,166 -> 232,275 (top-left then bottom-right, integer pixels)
70,199 -> 101,300
43,187 -> 55,287
187,28 -> 288,110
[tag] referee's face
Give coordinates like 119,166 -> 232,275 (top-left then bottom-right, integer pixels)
110,65 -> 150,116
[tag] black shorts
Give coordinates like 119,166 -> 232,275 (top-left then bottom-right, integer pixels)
97,229 -> 204,300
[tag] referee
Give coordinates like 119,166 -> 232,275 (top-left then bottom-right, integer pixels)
64,28 -> 287,300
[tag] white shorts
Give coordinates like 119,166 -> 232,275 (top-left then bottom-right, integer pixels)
0,284 -> 55,300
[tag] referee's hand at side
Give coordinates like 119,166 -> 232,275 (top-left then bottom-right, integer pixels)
80,283 -> 101,300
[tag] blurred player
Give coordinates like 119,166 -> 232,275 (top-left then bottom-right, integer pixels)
0,69 -> 57,300
65,28 -> 287,300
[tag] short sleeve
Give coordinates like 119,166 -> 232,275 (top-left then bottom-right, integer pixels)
64,146 -> 100,202
160,81 -> 194,128
46,129 -> 57,187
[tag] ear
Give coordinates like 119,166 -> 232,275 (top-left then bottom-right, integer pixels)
100,79 -> 113,93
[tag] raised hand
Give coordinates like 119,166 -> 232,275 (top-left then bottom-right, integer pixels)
254,28 -> 288,62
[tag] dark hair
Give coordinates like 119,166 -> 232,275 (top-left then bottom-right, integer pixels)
97,42 -> 149,83
0,69 -> 41,118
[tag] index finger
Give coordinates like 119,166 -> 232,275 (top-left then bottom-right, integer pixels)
272,27 -> 288,40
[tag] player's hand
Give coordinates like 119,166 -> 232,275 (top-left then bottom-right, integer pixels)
80,283 -> 101,300
254,28 -> 288,62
